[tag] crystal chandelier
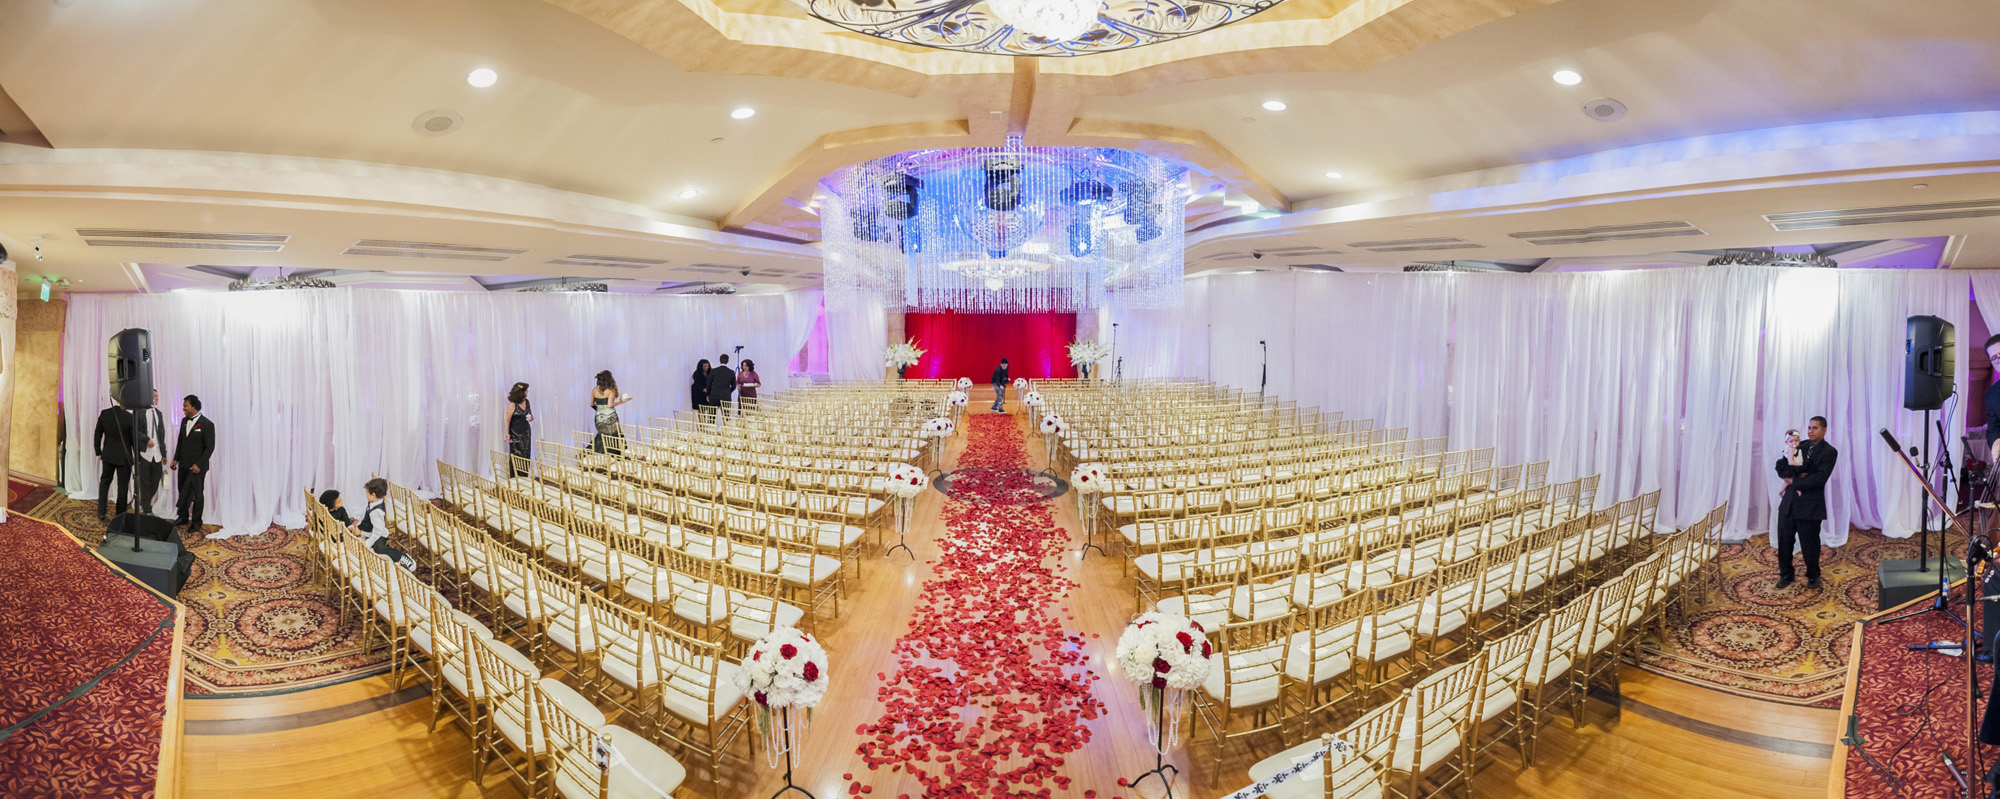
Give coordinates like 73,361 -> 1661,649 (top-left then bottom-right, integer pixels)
1705,249 -> 1839,269
819,142 -> 1187,314
800,0 -> 1284,57
228,275 -> 335,291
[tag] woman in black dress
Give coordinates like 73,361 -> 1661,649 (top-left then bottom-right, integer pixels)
506,382 -> 533,477
691,360 -> 711,416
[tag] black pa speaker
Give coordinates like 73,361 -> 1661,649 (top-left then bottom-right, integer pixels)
97,535 -> 192,598
1904,315 -> 1954,411
109,328 -> 153,409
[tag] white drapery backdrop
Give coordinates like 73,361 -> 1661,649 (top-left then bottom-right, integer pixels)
1130,267 -> 1969,541
62,289 -> 793,536
826,295 -> 888,382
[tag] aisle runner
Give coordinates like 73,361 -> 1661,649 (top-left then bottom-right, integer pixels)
853,414 -> 1107,798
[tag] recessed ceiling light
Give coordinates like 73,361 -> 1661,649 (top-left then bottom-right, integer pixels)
1324,171 -> 1342,179
1261,100 -> 1287,111
730,107 -> 756,120
467,68 -> 498,88
1913,183 -> 1930,189
678,189 -> 700,199
1552,70 -> 1582,86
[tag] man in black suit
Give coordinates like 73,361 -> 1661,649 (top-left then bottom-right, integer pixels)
133,389 -> 169,515
92,400 -> 135,519
708,354 -> 736,422
172,394 -> 216,531
1775,415 -> 1838,590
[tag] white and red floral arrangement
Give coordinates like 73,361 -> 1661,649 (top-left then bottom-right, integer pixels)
1114,611 -> 1213,751
734,626 -> 830,768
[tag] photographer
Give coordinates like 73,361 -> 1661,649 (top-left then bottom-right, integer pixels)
1775,417 -> 1838,590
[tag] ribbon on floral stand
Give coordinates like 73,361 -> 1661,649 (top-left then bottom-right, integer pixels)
1113,611 -> 1213,799
1070,462 -> 1107,557
884,463 -> 928,560
733,627 -> 830,799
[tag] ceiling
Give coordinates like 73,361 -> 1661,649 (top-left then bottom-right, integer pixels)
2,0 -> 1999,296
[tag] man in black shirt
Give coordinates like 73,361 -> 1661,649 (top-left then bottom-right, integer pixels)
990,358 -> 1010,412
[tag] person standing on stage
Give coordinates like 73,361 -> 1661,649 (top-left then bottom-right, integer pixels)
990,358 -> 1010,412
172,395 -> 215,532
1774,415 -> 1838,590
709,354 -> 737,421
92,398 -> 135,519
506,382 -> 533,477
134,389 -> 168,515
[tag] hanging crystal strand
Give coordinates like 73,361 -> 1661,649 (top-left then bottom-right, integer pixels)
761,707 -> 781,768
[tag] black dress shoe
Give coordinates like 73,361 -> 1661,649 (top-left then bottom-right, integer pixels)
1807,578 -> 1823,590
172,518 -> 189,528
1774,577 -> 1795,590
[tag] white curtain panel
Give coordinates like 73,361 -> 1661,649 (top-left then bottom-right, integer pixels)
62,289 -> 791,536
1289,271 -> 1455,438
783,288 -> 824,373
826,296 -> 887,382
1128,265 -> 1971,542
1103,276 -> 1210,381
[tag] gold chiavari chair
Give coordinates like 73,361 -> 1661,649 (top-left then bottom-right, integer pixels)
1465,618 -> 1540,773
1518,595 -> 1588,765
1383,659 -> 1480,799
539,673 -> 689,799
1195,611 -> 1296,786
1282,590 -> 1370,740
1248,689 -> 1403,799
648,623 -> 750,798
472,636 -> 605,794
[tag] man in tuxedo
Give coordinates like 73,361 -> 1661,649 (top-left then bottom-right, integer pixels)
990,358 -> 1009,412
1775,415 -> 1838,590
92,400 -> 135,519
708,354 -> 736,422
172,394 -> 215,531
133,389 -> 168,515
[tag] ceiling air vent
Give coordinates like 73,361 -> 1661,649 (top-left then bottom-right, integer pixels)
1508,220 -> 1706,246
1763,199 -> 2000,231
680,264 -> 743,274
76,228 -> 290,243
1347,237 -> 1484,253
547,254 -> 671,269
342,240 -> 525,262
85,240 -> 284,252
1254,246 -> 1345,257
79,228 -> 289,252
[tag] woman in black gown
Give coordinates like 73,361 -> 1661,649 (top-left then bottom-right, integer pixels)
506,382 -> 533,477
692,360 -> 711,417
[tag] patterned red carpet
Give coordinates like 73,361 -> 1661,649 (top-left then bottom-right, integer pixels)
853,413 -> 1106,798
1842,605 -> 1994,799
34,496 -> 389,694
0,513 -> 175,798
1637,527 -> 1962,707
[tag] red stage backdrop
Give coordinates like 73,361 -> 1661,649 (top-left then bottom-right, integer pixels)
903,311 -> 1079,380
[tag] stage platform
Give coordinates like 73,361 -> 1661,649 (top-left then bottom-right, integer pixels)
0,511 -> 185,799
1836,580 -> 1995,799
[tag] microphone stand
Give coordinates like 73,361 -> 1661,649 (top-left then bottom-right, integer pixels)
1258,340 -> 1268,399
1879,427 -> 1986,799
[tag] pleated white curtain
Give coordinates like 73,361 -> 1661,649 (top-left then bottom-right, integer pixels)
1152,265 -> 1971,541
62,289 -> 792,536
783,289 -> 824,375
1289,272 -> 1454,438
1102,277 -> 1210,381
826,296 -> 888,382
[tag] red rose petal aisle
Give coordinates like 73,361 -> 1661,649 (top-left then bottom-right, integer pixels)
853,413 -> 1107,799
